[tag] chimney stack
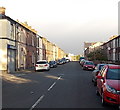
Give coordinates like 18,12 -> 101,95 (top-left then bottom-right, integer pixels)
0,7 -> 6,15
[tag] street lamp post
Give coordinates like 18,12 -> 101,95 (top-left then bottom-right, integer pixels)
93,47 -> 95,61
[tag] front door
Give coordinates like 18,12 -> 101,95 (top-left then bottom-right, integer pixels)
8,49 -> 15,73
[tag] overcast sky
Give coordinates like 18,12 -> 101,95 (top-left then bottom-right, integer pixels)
0,0 -> 119,55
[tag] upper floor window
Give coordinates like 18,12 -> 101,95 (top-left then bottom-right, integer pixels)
10,23 -> 14,40
119,37 -> 120,47
16,26 -> 21,41
32,36 -> 34,46
115,39 -> 118,47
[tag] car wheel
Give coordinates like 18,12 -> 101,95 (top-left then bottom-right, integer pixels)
96,89 -> 99,96
47,68 -> 50,71
82,67 -> 85,70
94,82 -> 97,86
92,79 -> 94,82
118,105 -> 120,109
101,93 -> 106,106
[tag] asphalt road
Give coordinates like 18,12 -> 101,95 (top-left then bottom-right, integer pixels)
2,61 -> 118,109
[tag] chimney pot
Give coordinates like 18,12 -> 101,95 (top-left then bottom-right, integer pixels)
0,7 -> 6,15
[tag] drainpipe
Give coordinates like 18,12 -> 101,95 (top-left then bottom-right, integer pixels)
15,24 -> 18,71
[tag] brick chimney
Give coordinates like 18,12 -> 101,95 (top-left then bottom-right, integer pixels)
0,7 -> 6,15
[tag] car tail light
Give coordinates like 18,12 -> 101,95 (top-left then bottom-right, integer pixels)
44,64 -> 48,66
35,65 -> 38,67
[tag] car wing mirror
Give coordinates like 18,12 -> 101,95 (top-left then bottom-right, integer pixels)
96,71 -> 100,75
97,75 -> 103,79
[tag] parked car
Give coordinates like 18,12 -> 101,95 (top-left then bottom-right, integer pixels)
79,57 -> 85,63
66,58 -> 70,62
80,59 -> 84,64
95,64 -> 107,70
57,59 -> 64,65
35,60 -> 50,71
92,64 -> 107,86
61,58 -> 67,64
80,59 -> 87,66
82,61 -> 95,70
49,61 -> 57,68
96,64 -> 120,107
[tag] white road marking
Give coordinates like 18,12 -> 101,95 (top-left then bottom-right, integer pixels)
48,82 -> 56,91
57,76 -> 61,80
30,75 -> 62,109
30,95 -> 45,110
58,74 -> 64,76
15,74 -> 26,77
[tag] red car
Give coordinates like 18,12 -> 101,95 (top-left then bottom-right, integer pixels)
82,61 -> 95,70
96,64 -> 120,107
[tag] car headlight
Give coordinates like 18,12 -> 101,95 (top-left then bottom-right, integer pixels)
105,84 -> 117,94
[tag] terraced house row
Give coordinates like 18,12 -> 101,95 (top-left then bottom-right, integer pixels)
0,7 -> 66,74
84,35 -> 120,64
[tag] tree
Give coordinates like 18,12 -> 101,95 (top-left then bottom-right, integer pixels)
87,49 -> 108,61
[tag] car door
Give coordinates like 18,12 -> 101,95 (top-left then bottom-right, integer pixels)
97,66 -> 108,95
97,67 -> 106,95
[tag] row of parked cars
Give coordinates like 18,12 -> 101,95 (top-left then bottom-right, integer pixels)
93,64 -> 120,108
35,58 -> 70,71
79,59 -> 120,108
79,59 -> 95,70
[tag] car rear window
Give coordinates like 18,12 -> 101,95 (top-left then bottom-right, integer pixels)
106,68 -> 120,80
37,61 -> 47,64
49,61 -> 55,64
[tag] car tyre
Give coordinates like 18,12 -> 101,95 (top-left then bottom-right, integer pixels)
47,68 -> 50,71
94,82 -> 97,86
92,79 -> 94,82
101,93 -> 106,106
96,89 -> 99,96
82,67 -> 85,70
118,105 -> 120,109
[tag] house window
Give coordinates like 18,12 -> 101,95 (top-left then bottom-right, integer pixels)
32,53 -> 35,65
16,27 -> 21,41
118,37 -> 120,47
32,36 -> 34,46
10,23 -> 14,39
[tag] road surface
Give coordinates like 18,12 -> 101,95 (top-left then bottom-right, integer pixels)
2,61 -> 117,109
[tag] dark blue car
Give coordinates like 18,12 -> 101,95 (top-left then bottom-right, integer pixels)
49,61 -> 57,68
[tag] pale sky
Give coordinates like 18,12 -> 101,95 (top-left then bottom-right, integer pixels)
0,0 -> 119,55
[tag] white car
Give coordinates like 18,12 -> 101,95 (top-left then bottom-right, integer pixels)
35,60 -> 50,71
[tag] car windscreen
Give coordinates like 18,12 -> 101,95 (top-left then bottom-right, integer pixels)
36,61 -> 47,64
106,68 -> 120,80
99,65 -> 105,70
85,62 -> 94,65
